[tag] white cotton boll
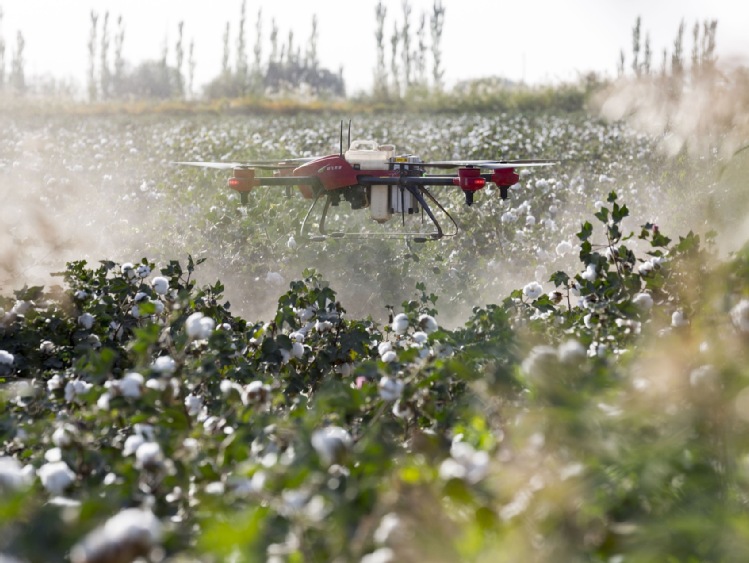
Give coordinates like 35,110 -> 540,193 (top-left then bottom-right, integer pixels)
287,235 -> 297,249
39,340 -> 55,354
136,264 -> 151,278
418,314 -> 438,334
361,548 -> 395,563
581,263 -> 597,282
381,350 -> 397,363
38,461 -> 75,495
70,507 -> 162,563
632,292 -> 654,311
47,374 -> 64,391
78,313 -> 95,330
0,350 -> 14,366
151,276 -> 169,295
151,300 -> 164,315
730,300 -> 749,333
671,310 -> 688,328
292,341 -> 305,359
120,372 -> 144,398
523,281 -> 543,300
151,355 -> 176,374
638,260 -> 655,276
556,240 -> 573,256
373,513 -> 401,545
311,426 -> 352,466
0,456 -> 33,491
378,376 -> 404,401
392,313 -> 409,335
52,425 -> 76,448
44,447 -> 63,463
184,394 -> 203,417
315,320 -> 333,333
378,341 -> 393,356
123,435 -> 144,457
97,392 -> 111,411
121,263 -> 135,279
74,289 -> 88,300
525,215 -> 536,227
412,331 -> 428,344
185,312 -> 215,340
501,211 -> 517,224
594,200 -> 604,210
135,442 -> 164,471
290,331 -> 305,342
65,379 -> 93,403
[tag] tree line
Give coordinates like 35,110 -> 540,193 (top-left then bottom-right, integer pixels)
618,16 -> 718,80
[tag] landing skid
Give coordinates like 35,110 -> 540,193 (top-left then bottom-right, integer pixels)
298,185 -> 458,242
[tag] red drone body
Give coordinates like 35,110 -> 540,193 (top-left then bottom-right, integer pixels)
177,127 -> 555,241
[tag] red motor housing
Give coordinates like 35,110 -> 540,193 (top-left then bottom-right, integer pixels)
490,168 -> 519,188
228,167 -> 257,193
453,167 -> 486,205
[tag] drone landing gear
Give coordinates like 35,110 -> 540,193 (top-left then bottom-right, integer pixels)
298,186 -> 458,242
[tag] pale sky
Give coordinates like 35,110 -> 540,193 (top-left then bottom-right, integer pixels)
2,0 -> 748,95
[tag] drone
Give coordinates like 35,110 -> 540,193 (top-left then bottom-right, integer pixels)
177,123 -> 556,242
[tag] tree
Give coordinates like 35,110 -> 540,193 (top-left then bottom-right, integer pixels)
306,15 -> 319,72
175,21 -> 185,98
88,11 -> 98,101
236,0 -> 248,92
643,33 -> 651,75
187,39 -> 195,98
373,1 -> 388,99
100,11 -> 111,99
10,30 -> 24,94
430,0 -> 445,90
671,19 -> 685,77
221,22 -> 230,76
113,15 -> 125,97
401,0 -> 412,90
390,21 -> 400,97
631,16 -> 641,76
0,7 -> 6,91
414,12 -> 428,88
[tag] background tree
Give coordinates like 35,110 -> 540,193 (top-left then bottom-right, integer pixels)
113,15 -> 125,97
414,12 -> 428,88
251,9 -> 263,93
671,19 -> 685,77
430,0 -> 445,91
187,39 -> 195,98
175,21 -> 185,98
401,0 -> 412,91
390,21 -> 400,98
87,11 -> 98,101
235,0 -> 248,93
0,7 -> 5,91
373,1 -> 388,99
221,22 -> 230,76
100,12 -> 111,99
10,30 -> 24,94
631,16 -> 641,76
643,33 -> 651,75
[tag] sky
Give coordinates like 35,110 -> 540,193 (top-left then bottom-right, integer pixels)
1,0 -> 748,95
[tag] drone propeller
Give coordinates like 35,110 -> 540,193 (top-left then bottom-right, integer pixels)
174,156 -> 319,171
420,159 -> 558,170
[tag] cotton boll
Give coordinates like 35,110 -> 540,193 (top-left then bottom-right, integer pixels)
120,372 -> 144,399
378,341 -> 393,356
378,376 -> 404,401
392,313 -> 409,335
418,314 -> 438,334
78,313 -> 95,330
151,356 -> 176,374
70,507 -> 162,563
523,282 -> 543,300
311,426 -> 352,466
381,350 -> 397,363
136,264 -> 151,278
38,461 -> 76,495
632,292 -> 654,311
730,300 -> 749,333
151,276 -> 169,295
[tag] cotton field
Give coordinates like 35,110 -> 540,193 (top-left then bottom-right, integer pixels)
2,110 -> 749,561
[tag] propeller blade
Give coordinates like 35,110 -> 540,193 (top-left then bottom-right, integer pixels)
173,161 -> 242,170
174,157 -> 320,171
421,159 -> 558,169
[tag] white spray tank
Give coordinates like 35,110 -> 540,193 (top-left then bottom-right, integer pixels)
344,140 -> 395,223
